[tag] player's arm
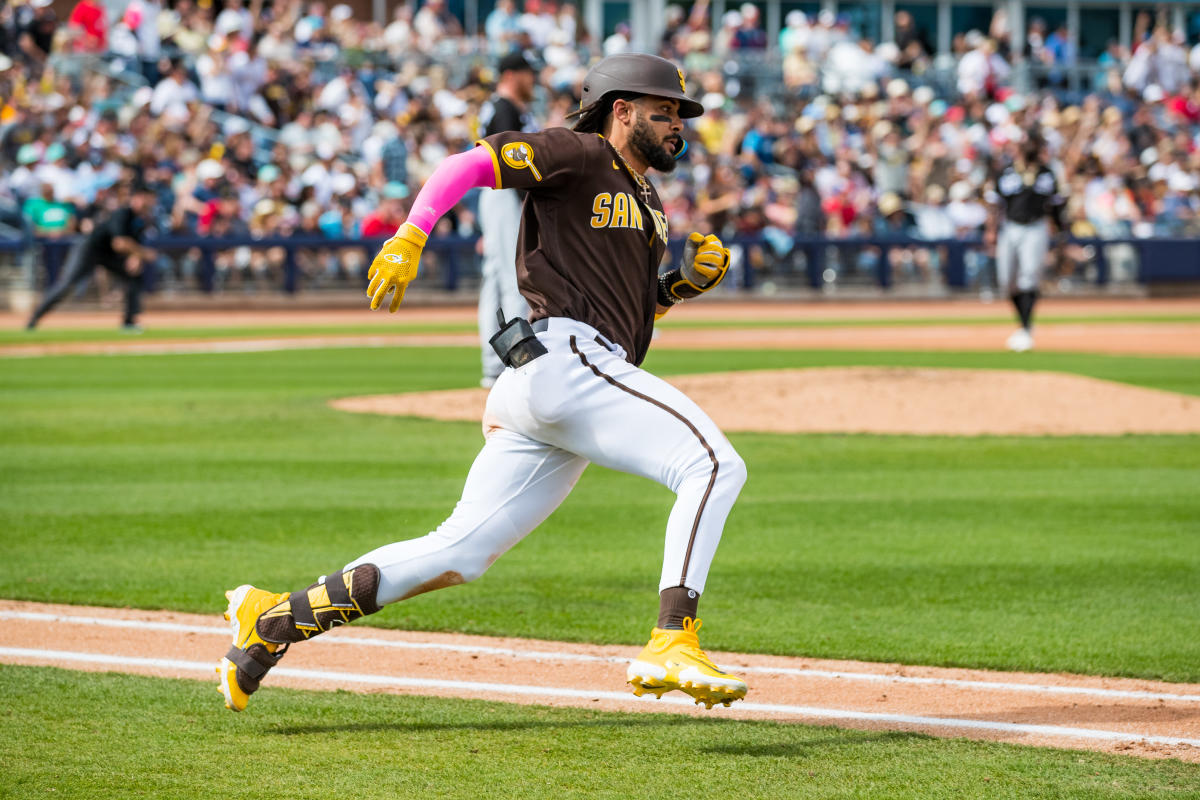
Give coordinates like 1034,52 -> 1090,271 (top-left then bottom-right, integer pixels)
655,232 -> 731,315
111,236 -> 156,261
367,146 -> 497,312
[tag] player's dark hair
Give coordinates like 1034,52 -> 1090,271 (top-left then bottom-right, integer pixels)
568,91 -> 643,134
1021,136 -> 1043,164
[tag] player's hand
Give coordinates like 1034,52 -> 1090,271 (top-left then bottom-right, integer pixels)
367,222 -> 428,312
680,232 -> 731,292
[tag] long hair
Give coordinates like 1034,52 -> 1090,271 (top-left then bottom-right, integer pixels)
567,91 -> 642,134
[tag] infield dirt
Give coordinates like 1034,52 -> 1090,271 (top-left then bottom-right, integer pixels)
4,600 -> 1198,763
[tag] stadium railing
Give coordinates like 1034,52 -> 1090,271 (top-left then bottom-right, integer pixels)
23,233 -> 1199,297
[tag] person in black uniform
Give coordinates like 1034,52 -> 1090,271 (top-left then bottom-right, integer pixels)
475,51 -> 538,387
990,136 -> 1065,352
27,181 -> 158,331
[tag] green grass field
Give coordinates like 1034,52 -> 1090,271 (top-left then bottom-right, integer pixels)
2,335 -> 1199,795
4,664 -> 1198,800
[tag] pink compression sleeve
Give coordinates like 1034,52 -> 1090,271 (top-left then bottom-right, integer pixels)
403,145 -> 497,236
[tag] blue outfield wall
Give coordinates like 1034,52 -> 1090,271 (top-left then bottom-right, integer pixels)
13,233 -> 1200,294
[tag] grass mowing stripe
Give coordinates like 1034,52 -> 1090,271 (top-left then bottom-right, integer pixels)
3,664 -> 1197,800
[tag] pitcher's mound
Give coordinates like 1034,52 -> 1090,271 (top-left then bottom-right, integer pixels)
331,367 -> 1200,436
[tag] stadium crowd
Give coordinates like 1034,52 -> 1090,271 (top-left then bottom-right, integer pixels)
0,0 -> 1198,289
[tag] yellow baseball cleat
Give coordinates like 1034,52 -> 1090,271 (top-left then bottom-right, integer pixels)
216,585 -> 290,712
626,617 -> 747,709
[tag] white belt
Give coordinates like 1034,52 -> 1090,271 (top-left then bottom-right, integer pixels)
532,317 -> 624,358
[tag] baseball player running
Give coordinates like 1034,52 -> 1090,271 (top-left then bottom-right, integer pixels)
217,54 -> 749,713
992,136 -> 1065,352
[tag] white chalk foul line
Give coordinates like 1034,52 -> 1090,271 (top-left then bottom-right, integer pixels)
2,646 -> 1198,750
9,610 -> 1200,705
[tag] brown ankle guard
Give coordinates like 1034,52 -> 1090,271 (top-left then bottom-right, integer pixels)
256,564 -> 382,643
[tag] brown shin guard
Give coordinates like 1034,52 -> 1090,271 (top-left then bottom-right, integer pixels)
255,564 -> 382,644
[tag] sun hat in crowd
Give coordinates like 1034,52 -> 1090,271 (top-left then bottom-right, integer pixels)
331,172 -> 357,195
878,192 -> 903,216
196,159 -> 224,181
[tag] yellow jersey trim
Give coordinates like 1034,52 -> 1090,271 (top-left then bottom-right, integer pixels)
475,140 -> 504,190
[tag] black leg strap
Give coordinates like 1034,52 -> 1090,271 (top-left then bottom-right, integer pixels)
225,643 -> 277,681
324,571 -> 352,607
289,589 -> 317,630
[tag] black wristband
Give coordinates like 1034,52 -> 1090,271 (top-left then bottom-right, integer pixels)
657,269 -> 683,307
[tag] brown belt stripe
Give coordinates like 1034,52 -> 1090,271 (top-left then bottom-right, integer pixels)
568,335 -> 719,586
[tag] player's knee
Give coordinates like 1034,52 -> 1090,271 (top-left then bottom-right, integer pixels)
718,447 -> 748,495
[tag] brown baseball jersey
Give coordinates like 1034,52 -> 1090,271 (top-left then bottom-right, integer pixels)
477,128 -> 670,366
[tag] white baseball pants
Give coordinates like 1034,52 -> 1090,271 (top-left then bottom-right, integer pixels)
996,219 -> 1049,293
348,317 -> 747,606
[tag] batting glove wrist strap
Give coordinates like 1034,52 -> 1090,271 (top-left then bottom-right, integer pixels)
658,232 -> 731,305
368,222 -> 428,312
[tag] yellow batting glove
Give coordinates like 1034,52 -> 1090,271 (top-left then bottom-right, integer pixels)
659,232 -> 731,306
367,222 -> 428,312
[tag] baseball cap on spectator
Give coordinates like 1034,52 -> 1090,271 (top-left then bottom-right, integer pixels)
949,181 -> 973,202
886,79 -> 909,99
498,52 -> 534,74
17,144 -> 39,165
984,103 -> 1010,125
31,0 -> 52,8
330,4 -> 353,22
794,116 -> 815,134
383,181 -> 409,199
875,42 -> 899,63
0,53 -> 12,72
331,173 -> 357,195
257,164 -> 281,183
1140,147 -> 1159,167
929,99 -> 948,118
912,86 -> 934,106
224,117 -> 252,137
1142,84 -> 1165,104
785,10 -> 806,27
44,142 -> 66,161
721,10 -> 742,28
1005,94 -> 1027,112
315,142 -> 337,161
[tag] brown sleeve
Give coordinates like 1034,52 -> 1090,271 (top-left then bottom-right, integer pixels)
477,128 -> 588,192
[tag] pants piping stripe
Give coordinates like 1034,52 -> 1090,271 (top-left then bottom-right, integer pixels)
568,335 -> 718,586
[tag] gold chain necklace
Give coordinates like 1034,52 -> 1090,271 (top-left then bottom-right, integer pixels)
610,143 -> 653,205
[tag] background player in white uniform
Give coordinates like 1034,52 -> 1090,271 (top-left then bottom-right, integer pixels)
476,52 -> 537,387
217,55 -> 749,713
991,137 -> 1065,352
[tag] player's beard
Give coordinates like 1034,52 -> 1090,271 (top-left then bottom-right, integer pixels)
630,116 -> 677,173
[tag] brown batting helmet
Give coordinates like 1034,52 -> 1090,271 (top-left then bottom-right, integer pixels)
578,54 -> 704,119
